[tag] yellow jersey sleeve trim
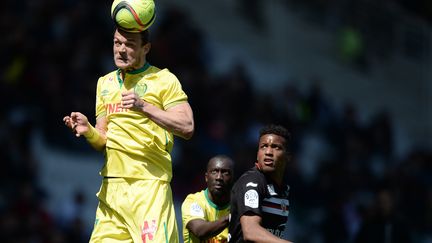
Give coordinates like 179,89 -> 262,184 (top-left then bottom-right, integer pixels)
164,99 -> 188,110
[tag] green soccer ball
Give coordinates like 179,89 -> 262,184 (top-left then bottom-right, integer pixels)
111,0 -> 156,33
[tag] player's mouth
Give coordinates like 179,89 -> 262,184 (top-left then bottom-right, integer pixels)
263,158 -> 274,166
117,57 -> 128,63
213,183 -> 224,189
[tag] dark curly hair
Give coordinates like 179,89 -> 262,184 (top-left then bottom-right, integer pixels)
259,124 -> 291,150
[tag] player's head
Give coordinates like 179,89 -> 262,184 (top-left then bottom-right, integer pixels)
113,28 -> 151,71
205,155 -> 234,203
256,124 -> 291,179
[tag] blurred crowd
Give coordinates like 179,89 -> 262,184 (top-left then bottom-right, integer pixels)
239,0 -> 431,71
0,0 -> 431,242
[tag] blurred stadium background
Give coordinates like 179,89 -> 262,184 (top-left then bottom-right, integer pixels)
1,0 -> 431,242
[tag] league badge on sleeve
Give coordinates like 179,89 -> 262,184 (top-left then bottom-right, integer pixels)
190,202 -> 204,217
244,189 -> 259,208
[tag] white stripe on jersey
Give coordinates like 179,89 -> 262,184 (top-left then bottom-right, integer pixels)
262,205 -> 289,216
263,197 -> 289,206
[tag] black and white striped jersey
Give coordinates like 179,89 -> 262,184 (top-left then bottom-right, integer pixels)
228,167 -> 289,242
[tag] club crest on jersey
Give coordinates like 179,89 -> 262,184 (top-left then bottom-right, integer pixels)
134,83 -> 147,97
281,201 -> 288,212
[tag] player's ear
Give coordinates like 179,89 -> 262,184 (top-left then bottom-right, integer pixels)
143,43 -> 151,54
205,172 -> 208,182
255,162 -> 262,170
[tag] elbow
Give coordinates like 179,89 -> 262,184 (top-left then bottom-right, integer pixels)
194,232 -> 207,240
188,227 -> 208,240
183,128 -> 194,140
242,231 -> 255,242
242,226 -> 259,242
182,123 -> 194,140
95,145 -> 106,152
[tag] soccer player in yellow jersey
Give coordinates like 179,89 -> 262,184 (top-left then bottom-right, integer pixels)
63,28 -> 194,243
181,155 -> 234,243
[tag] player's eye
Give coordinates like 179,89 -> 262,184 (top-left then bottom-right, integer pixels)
125,42 -> 136,48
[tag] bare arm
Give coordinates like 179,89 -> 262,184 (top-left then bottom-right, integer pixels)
63,112 -> 107,151
121,91 -> 194,139
186,215 -> 229,240
240,215 -> 293,243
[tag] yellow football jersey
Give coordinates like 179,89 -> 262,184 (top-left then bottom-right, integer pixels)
182,189 -> 230,243
95,63 -> 188,181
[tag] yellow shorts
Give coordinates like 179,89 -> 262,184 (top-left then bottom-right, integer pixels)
89,177 -> 179,243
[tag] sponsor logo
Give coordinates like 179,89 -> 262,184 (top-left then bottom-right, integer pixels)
141,219 -> 157,243
105,103 -> 129,114
266,228 -> 284,238
244,189 -> 259,208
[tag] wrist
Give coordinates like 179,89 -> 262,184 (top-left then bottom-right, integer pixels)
138,99 -> 148,112
84,123 -> 100,144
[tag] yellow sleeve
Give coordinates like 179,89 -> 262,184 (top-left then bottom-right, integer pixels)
181,193 -> 206,227
95,77 -> 106,119
159,70 -> 188,110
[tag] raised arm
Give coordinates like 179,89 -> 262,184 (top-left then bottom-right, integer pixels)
186,216 -> 229,240
121,91 -> 194,139
240,214 -> 293,243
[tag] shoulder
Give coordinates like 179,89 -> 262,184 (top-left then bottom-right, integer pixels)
233,168 -> 266,193
97,70 -> 118,85
236,168 -> 265,185
182,190 -> 206,217
182,190 -> 205,206
100,70 -> 118,79
145,67 -> 178,81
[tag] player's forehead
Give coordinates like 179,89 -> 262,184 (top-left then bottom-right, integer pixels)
114,29 -> 140,42
259,134 -> 286,145
207,158 -> 232,171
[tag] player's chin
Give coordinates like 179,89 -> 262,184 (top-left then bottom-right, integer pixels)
262,166 -> 276,173
212,188 -> 226,197
114,61 -> 131,70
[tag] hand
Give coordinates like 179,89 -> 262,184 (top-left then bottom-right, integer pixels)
121,91 -> 146,110
63,112 -> 90,137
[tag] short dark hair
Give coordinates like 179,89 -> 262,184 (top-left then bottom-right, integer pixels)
259,124 -> 291,149
114,28 -> 150,46
207,155 -> 234,172
139,29 -> 150,45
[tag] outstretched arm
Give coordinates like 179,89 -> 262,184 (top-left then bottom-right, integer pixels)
121,91 -> 194,139
240,214 -> 293,243
186,215 -> 229,240
63,112 -> 107,151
